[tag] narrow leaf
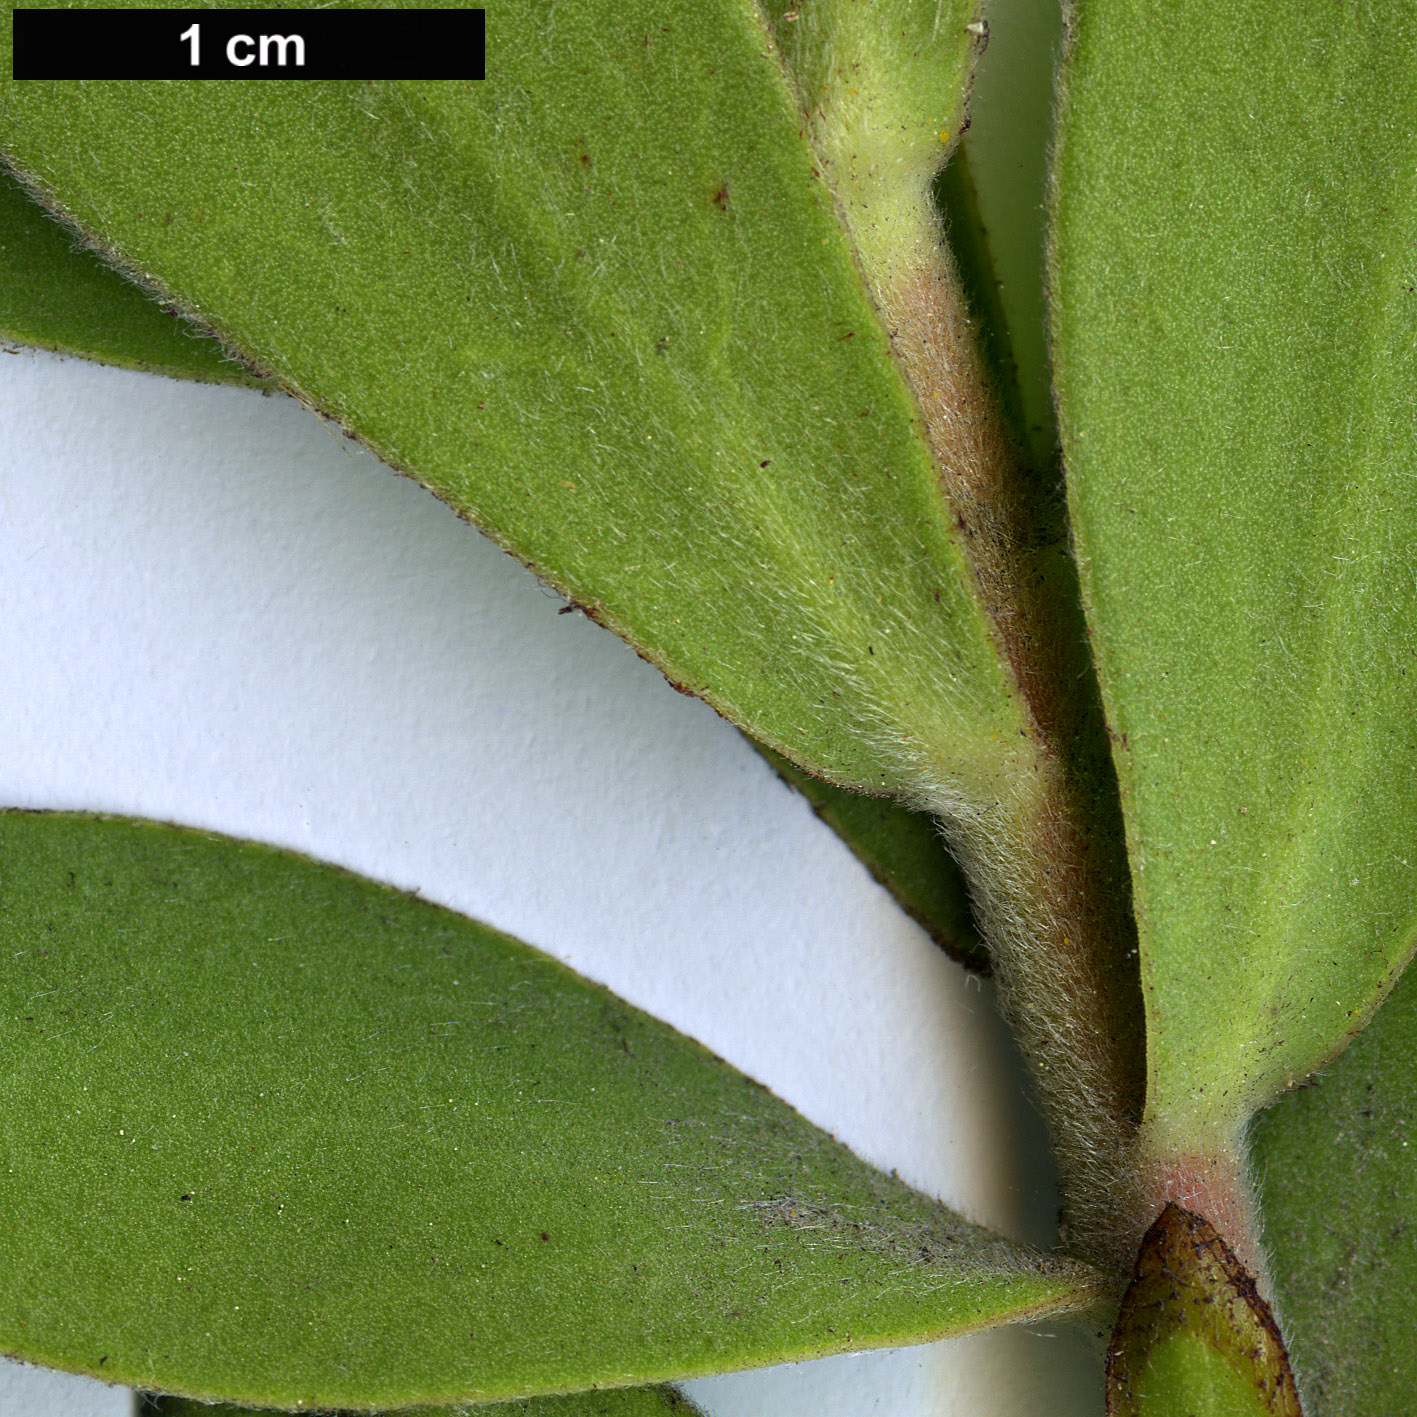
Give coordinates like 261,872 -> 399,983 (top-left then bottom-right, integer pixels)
1105,1206 -> 1300,1417
0,166 -> 263,385
1252,954 -> 1417,1414
0,812 -> 1103,1410
1052,1 -> 1417,1157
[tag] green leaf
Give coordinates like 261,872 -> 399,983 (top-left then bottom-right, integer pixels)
0,811 -> 1102,1409
0,2 -> 1027,811
1252,955 -> 1417,1414
0,154 -> 986,986
0,166 -> 264,385
0,134 -> 991,987
141,1383 -> 706,1416
1104,1206 -> 1300,1417
0,150 -> 981,971
753,745 -> 986,972
1052,0 -> 1417,1154
0,123 -> 988,983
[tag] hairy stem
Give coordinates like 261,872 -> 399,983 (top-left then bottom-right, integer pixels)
1135,1131 -> 1272,1299
880,232 -> 1146,1270
760,0 -> 1149,1272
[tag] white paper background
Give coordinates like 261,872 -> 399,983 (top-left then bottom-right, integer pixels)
0,350 -> 1101,1415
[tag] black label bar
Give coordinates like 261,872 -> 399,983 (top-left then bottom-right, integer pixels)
12,7 -> 485,80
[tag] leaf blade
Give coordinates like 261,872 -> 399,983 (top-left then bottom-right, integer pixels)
1052,0 -> 1417,1149
0,811 -> 1103,1409
1252,958 -> 1417,1415
0,5 -> 1025,807
0,170 -> 991,981
0,141 -> 985,967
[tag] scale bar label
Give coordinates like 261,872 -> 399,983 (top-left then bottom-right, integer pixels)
12,7 -> 486,80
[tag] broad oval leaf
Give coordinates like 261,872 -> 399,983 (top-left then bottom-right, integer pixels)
0,811 -> 1102,1409
0,0 -> 1027,810
1052,0 -> 1417,1151
1252,954 -> 1417,1415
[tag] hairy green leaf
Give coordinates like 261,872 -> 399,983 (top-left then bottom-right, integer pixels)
141,1383 -> 705,1416
0,0 -> 1029,811
0,0 -> 1162,1282
0,812 -> 1102,1409
1052,0 -> 1417,1153
0,167 -> 263,384
0,147 -> 979,967
1253,955 -> 1417,1414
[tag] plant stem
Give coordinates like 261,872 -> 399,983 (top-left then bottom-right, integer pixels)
869,191 -> 1148,1275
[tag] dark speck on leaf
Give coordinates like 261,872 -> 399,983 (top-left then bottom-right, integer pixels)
540,1231 -> 550,1242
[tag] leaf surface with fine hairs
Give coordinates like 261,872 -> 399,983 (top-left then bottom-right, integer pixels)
1253,958 -> 1417,1415
1052,0 -> 1417,1155
0,812 -> 1102,1410
0,167 -> 262,384
0,149 -> 979,962
0,0 -> 1028,811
